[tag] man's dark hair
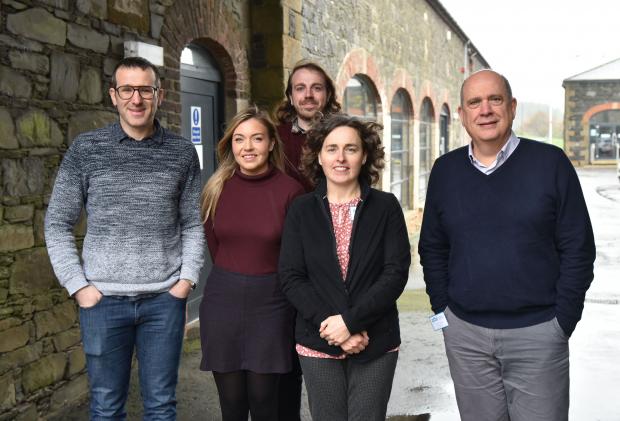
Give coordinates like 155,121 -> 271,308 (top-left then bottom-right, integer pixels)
460,69 -> 512,106
111,56 -> 161,88
301,114 -> 385,187
274,60 -> 341,124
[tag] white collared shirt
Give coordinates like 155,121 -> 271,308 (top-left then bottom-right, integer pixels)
468,132 -> 520,175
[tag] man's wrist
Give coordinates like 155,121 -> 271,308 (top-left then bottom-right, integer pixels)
181,279 -> 197,290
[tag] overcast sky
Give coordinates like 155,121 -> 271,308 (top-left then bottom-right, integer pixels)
440,0 -> 620,108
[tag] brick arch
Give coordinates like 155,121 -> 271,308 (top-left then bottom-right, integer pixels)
419,80 -> 437,120
420,96 -> 436,122
441,102 -> 451,115
388,68 -> 416,116
159,0 -> 250,127
439,88 -> 451,111
582,102 -> 620,124
336,48 -> 385,110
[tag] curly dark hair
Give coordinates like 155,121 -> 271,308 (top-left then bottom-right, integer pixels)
302,114 -> 385,187
274,60 -> 342,124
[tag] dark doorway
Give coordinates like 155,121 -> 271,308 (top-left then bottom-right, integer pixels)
439,104 -> 450,156
588,110 -> 620,163
180,42 -> 223,322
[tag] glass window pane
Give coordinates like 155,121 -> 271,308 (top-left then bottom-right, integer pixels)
589,110 -> 620,162
390,89 -> 412,209
344,76 -> 378,121
419,98 -> 434,200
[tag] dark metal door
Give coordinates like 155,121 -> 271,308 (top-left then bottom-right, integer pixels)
180,53 -> 222,323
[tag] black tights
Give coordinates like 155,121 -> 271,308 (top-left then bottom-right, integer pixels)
213,370 -> 280,421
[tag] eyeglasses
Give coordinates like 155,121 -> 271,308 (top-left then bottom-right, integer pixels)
114,85 -> 159,100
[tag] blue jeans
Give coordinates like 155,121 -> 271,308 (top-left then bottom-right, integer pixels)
79,291 -> 187,421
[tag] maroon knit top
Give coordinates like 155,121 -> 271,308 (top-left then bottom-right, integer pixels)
205,167 -> 304,275
277,122 -> 314,192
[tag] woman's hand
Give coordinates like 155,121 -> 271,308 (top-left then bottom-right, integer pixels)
341,331 -> 369,354
319,315 -> 351,346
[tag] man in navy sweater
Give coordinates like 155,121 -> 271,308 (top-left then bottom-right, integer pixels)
419,70 -> 595,421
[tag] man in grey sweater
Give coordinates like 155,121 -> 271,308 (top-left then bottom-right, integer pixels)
45,57 -> 204,420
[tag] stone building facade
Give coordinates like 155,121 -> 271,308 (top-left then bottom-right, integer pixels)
297,0 -> 488,210
0,0 -> 485,418
563,58 -> 620,165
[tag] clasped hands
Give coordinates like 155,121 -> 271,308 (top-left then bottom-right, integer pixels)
319,314 -> 369,354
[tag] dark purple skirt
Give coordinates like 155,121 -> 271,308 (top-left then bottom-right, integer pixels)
199,266 -> 295,374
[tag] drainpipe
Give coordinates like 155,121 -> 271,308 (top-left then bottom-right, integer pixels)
463,40 -> 471,79
461,40 -> 471,146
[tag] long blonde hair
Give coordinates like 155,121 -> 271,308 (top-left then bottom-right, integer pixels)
200,106 -> 285,222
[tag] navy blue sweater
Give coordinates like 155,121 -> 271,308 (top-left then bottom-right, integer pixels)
418,139 -> 595,336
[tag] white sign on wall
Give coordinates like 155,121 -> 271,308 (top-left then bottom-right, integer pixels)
191,106 -> 202,145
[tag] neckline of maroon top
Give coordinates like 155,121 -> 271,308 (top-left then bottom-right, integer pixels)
234,165 -> 277,183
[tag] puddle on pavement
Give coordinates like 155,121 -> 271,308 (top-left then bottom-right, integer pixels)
387,415 -> 431,421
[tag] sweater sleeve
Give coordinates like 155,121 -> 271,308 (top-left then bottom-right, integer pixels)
279,201 -> 334,327
340,195 -> 411,334
418,162 -> 451,314
44,141 -> 89,296
553,152 -> 596,336
178,149 -> 205,283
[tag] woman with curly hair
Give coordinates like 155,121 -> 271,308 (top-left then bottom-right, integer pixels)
279,114 -> 411,420
199,106 -> 304,421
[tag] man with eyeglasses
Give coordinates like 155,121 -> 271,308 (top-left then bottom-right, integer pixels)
419,69 -> 595,421
45,56 -> 204,420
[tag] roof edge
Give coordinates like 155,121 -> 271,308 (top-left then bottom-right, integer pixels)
426,0 -> 490,68
563,56 -> 620,82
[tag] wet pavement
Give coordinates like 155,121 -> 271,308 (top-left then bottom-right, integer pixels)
567,167 -> 620,420
53,167 -> 620,420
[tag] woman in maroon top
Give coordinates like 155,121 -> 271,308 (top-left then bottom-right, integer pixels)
199,106 -> 304,421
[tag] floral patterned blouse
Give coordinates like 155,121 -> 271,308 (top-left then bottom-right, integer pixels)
296,198 -> 361,359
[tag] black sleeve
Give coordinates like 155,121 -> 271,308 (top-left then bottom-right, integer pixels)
553,152 -> 596,336
341,195 -> 411,334
279,201 -> 334,327
418,163 -> 451,314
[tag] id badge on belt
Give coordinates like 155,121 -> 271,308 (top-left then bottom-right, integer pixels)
429,311 -> 449,331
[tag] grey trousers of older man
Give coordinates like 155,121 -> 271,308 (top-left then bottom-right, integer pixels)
442,307 -> 570,421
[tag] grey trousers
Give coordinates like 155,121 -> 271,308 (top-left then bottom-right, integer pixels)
299,352 -> 398,421
443,307 -> 570,421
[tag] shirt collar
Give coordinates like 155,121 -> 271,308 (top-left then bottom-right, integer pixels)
468,131 -> 520,168
112,119 -> 164,145
291,118 -> 307,135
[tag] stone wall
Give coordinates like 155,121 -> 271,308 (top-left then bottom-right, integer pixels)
0,0 -> 250,418
291,0 -> 487,210
563,79 -> 620,165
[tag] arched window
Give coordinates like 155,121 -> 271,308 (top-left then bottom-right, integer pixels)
439,104 -> 450,156
390,89 -> 413,208
419,98 -> 435,200
589,109 -> 620,162
343,75 -> 380,121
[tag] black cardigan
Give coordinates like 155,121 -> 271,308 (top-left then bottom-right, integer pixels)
278,180 -> 411,362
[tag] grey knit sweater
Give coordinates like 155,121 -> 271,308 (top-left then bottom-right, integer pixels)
45,121 -> 205,296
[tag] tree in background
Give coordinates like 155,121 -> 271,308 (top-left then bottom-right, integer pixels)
514,104 -> 563,144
